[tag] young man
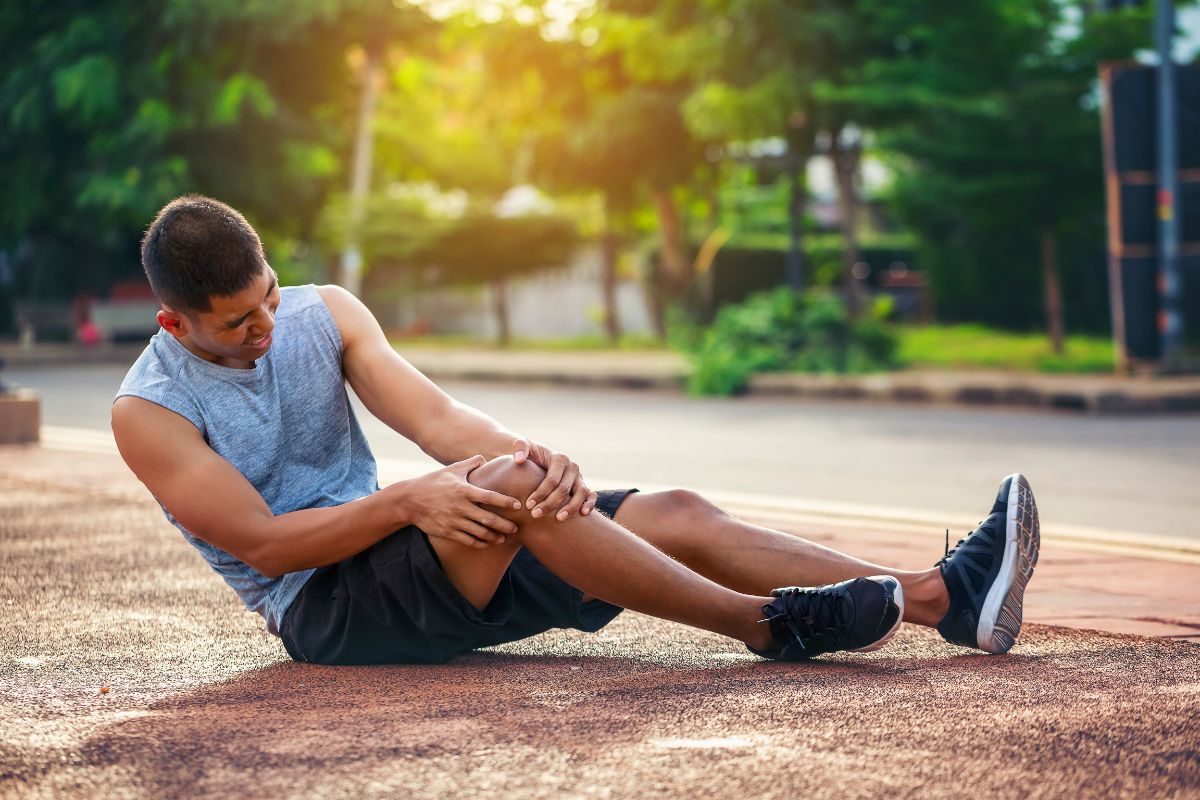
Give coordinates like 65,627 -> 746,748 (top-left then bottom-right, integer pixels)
113,195 -> 1040,665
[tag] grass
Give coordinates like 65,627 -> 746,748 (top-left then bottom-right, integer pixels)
898,324 -> 1115,373
391,324 -> 1117,373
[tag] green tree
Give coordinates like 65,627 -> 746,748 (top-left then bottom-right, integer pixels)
851,0 -> 1152,345
0,0 -> 426,322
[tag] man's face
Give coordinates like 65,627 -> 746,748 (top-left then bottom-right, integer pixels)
159,269 -> 280,368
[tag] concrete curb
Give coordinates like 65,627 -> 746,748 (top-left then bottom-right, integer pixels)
747,370 -> 1200,414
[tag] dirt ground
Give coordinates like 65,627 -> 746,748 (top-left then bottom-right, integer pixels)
2,458 -> 1199,799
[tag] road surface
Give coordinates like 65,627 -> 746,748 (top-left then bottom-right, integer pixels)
8,362 -> 1199,542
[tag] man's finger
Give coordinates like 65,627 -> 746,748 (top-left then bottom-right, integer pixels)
556,481 -> 589,521
443,530 -> 487,549
581,488 -> 600,516
470,508 -> 518,535
447,454 -> 486,476
540,467 -> 578,519
526,460 -> 567,515
512,438 -> 530,464
461,520 -> 504,545
469,486 -> 522,511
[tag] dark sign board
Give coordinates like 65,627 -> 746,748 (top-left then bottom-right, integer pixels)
1100,61 -> 1200,364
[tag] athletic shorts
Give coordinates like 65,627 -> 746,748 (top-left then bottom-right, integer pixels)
279,488 -> 638,665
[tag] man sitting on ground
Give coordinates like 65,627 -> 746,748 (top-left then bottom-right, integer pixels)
112,195 -> 1040,665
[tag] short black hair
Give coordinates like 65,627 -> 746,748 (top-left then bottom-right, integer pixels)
141,195 -> 269,312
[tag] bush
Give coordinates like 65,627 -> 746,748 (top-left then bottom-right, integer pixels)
677,288 -> 900,395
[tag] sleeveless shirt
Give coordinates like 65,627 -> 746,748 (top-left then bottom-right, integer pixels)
115,284 -> 380,634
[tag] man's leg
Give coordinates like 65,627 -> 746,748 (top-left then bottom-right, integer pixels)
427,457 -> 778,652
611,490 -> 949,627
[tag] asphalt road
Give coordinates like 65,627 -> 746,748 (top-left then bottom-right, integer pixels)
8,362 -> 1199,542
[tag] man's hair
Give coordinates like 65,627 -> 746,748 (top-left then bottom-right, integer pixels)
141,195 -> 268,313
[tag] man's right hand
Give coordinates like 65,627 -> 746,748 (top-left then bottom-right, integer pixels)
392,456 -> 522,549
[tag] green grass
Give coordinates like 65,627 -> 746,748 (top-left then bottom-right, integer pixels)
898,324 -> 1115,373
389,333 -> 667,352
391,324 -> 1116,373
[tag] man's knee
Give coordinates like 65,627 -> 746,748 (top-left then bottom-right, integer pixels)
655,489 -> 726,523
468,455 -> 546,505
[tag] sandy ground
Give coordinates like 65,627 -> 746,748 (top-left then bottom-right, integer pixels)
2,453 -> 1199,799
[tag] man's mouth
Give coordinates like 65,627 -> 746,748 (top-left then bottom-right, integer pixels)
245,334 -> 272,350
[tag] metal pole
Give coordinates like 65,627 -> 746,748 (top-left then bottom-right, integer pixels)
1156,0 -> 1183,363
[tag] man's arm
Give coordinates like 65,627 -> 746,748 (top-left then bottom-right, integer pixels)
317,284 -> 519,463
111,397 -> 521,576
317,285 -> 599,519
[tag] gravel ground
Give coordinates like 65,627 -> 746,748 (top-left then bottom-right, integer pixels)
2,474 -> 1198,800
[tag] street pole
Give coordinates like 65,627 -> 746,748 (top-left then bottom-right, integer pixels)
1156,0 -> 1183,364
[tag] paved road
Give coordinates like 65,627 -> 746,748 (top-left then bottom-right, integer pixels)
8,362 -> 1199,541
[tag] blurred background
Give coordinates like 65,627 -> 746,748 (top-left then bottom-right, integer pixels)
3,0 -> 1200,369
2,0 -> 1199,542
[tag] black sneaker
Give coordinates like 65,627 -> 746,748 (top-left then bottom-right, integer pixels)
937,473 -> 1040,654
749,575 -> 904,661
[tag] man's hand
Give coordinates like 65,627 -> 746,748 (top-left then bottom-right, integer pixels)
512,438 -> 599,522
395,456 -> 522,549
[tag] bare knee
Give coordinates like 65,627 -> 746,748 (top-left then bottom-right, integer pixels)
469,455 -> 547,508
655,489 -> 726,524
624,489 -> 728,559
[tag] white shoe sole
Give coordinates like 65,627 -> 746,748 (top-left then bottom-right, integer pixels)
975,473 -> 1040,654
851,577 -> 905,653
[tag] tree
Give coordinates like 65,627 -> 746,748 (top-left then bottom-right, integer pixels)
849,0 -> 1152,344
0,0 -> 431,325
424,212 -> 582,345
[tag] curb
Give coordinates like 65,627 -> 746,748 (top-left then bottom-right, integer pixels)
747,372 -> 1200,414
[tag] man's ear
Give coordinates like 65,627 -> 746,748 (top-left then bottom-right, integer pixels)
157,307 -> 189,339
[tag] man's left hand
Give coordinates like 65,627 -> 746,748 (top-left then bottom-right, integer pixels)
512,438 -> 598,521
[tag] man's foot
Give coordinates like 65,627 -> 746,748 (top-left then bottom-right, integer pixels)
936,473 -> 1040,654
749,576 -> 904,661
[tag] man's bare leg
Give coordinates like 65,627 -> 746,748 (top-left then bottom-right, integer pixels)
427,457 -> 778,651
611,490 -> 949,628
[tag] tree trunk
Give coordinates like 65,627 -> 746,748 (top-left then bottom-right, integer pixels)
831,129 -> 865,318
1042,223 -> 1064,355
785,161 -> 806,291
340,40 -> 385,297
783,130 -> 813,292
649,187 -> 689,339
600,198 -> 621,343
491,278 -> 511,347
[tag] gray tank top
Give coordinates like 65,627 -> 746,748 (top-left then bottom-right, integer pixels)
115,284 -> 379,634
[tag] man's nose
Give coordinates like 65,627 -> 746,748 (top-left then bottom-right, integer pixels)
248,309 -> 275,336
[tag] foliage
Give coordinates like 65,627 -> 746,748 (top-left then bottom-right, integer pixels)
899,324 -> 1115,373
678,287 -> 899,395
421,212 -> 582,287
0,0 -> 431,308
848,0 -> 1152,331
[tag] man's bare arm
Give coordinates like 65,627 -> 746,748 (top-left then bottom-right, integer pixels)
317,285 -> 522,464
111,397 -> 520,576
318,285 -> 600,519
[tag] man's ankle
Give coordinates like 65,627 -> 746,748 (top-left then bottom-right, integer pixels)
902,568 -> 949,628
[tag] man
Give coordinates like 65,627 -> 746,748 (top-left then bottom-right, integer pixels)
113,195 -> 1040,665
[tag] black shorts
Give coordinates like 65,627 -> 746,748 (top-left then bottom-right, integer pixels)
279,489 -> 638,665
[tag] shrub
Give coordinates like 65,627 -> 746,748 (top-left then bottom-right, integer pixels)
678,288 -> 900,395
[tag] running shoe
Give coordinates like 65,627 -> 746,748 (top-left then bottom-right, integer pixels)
936,473 -> 1040,654
749,575 -> 904,661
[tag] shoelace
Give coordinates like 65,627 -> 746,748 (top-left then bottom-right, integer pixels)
937,526 -> 979,567
757,587 -> 846,654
